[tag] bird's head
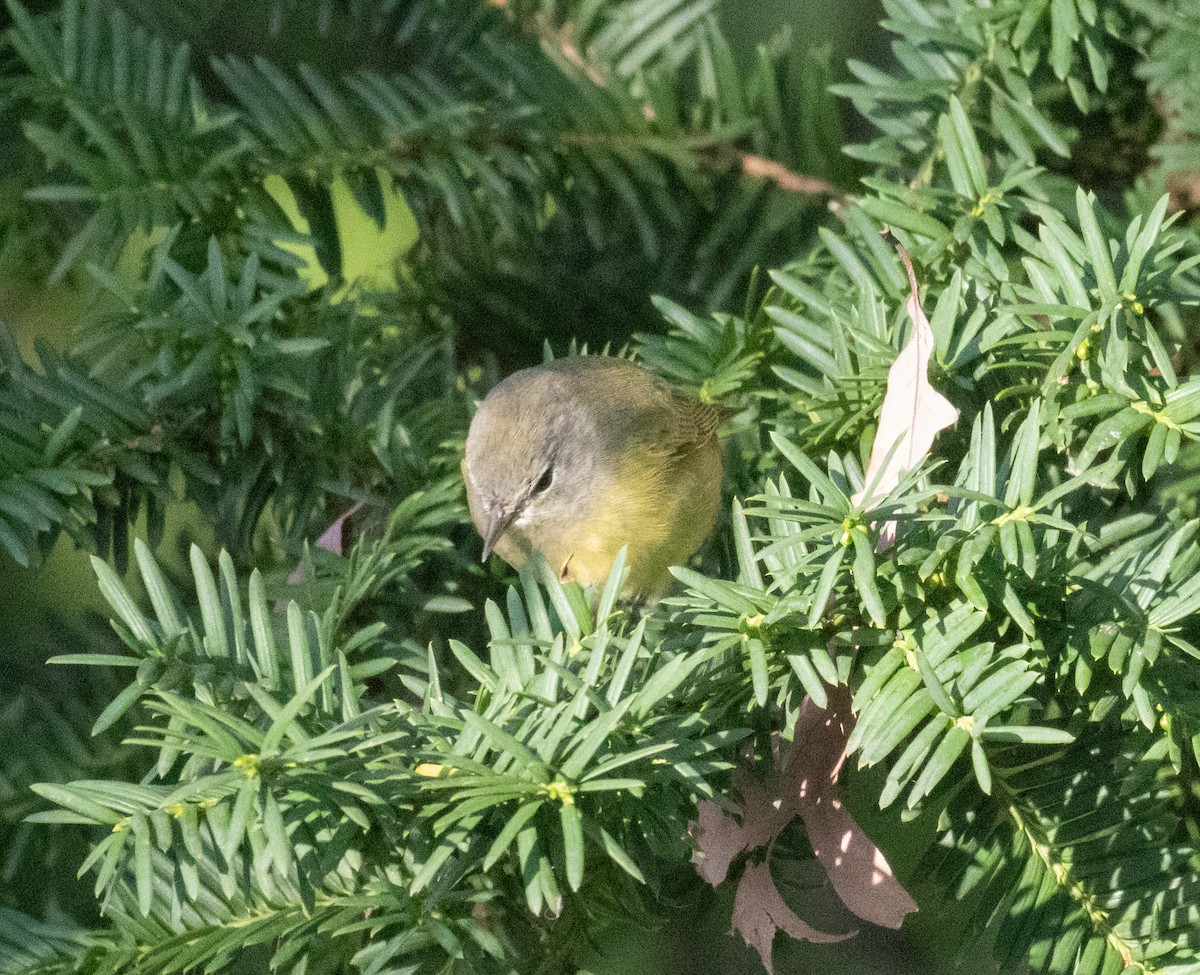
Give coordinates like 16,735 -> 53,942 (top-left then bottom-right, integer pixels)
463,368 -> 599,561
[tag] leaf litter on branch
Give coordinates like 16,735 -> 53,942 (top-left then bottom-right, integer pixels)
852,233 -> 959,550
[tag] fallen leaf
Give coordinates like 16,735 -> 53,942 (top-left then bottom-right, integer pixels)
852,240 -> 958,549
691,749 -> 796,884
691,689 -> 917,970
692,800 -> 746,886
733,862 -> 852,974
790,690 -> 918,929
288,501 -> 364,584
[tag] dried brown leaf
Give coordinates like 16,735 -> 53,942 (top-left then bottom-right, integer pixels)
692,690 -> 917,971
287,500 -> 364,584
852,243 -> 958,548
691,800 -> 746,886
790,690 -> 917,929
732,862 -> 852,974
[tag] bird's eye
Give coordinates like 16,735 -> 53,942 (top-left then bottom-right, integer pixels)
532,467 -> 554,495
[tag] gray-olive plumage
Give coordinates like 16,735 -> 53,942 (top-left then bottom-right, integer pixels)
463,356 -> 722,597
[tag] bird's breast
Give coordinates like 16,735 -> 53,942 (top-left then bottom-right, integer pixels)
536,440 -> 722,596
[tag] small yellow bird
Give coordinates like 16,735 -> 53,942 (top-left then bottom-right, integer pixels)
463,356 -> 723,599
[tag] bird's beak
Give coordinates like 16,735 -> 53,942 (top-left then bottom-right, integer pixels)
481,505 -> 518,562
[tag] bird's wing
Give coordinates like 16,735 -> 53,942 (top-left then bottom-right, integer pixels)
635,380 -> 720,459
558,357 -> 719,457
668,390 -> 719,455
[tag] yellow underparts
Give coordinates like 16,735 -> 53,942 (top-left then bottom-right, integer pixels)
500,439 -> 722,599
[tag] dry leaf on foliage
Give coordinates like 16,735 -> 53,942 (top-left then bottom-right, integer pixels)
288,500 -> 364,584
691,689 -> 917,966
791,690 -> 918,929
692,753 -> 798,885
692,800 -> 748,886
852,241 -> 958,549
732,862 -> 851,974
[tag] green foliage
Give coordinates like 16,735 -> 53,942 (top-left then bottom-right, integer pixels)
5,0 -> 1200,974
0,329 -> 173,568
24,544 -> 741,973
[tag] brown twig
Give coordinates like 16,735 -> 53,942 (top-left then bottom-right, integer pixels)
741,154 -> 843,199
558,36 -> 608,88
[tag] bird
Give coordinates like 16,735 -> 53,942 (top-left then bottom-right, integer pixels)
462,355 -> 723,599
